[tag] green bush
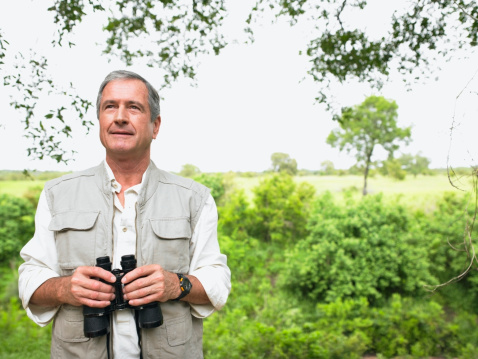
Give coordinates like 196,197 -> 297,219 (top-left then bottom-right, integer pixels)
0,299 -> 51,359
194,173 -> 228,205
218,189 -> 253,238
0,194 -> 35,266
249,173 -> 315,243
281,192 -> 436,304
418,191 -> 478,314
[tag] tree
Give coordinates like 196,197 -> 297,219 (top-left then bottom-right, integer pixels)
320,160 -> 335,176
380,158 -> 407,181
3,1 -> 478,163
178,163 -> 201,178
327,95 -> 411,195
247,0 -> 478,109
1,0 -> 227,163
398,153 -> 432,176
270,152 -> 298,175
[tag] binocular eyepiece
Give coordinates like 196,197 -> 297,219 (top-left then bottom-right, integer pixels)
83,255 -> 163,338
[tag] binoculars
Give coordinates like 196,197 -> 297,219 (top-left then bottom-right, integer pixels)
83,255 -> 163,338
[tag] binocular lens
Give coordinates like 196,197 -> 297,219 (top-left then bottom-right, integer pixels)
84,313 -> 110,338
136,303 -> 163,329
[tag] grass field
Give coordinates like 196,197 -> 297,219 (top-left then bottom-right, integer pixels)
232,173 -> 475,213
0,173 -> 472,204
234,173 -> 467,195
0,180 -> 45,197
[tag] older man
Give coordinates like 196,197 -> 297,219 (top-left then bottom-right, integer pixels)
18,70 -> 231,359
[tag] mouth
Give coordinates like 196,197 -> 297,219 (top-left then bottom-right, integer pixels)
110,130 -> 134,136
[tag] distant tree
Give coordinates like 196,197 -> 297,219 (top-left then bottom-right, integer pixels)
179,163 -> 201,178
327,96 -> 411,195
270,152 -> 298,175
381,158 -> 407,181
320,160 -> 335,176
399,153 -> 432,177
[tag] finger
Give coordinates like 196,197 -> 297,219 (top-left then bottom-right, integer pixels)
124,283 -> 160,300
71,282 -> 116,302
123,275 -> 151,294
81,266 -> 117,284
127,292 -> 161,306
71,272 -> 115,294
121,265 -> 163,285
80,297 -> 113,308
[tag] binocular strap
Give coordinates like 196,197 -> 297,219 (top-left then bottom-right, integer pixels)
134,311 -> 144,359
107,331 -> 111,359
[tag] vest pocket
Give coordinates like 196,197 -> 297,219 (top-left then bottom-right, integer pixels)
49,210 -> 100,269
54,304 -> 89,343
149,218 -> 192,239
142,312 -> 193,358
146,218 -> 191,272
165,311 -> 193,346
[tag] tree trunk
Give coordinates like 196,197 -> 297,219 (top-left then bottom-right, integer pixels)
363,152 -> 373,196
363,165 -> 369,196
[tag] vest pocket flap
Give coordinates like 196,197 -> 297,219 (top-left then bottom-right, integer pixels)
49,211 -> 100,231
150,218 -> 191,239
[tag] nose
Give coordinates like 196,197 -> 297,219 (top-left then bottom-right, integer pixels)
114,105 -> 129,125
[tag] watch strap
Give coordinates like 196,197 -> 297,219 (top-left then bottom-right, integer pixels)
172,273 -> 192,301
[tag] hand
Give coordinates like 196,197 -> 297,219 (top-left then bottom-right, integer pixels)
121,264 -> 180,306
65,266 -> 116,308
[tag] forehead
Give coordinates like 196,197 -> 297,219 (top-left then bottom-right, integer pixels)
101,78 -> 149,103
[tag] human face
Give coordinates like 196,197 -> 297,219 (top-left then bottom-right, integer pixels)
99,79 -> 160,161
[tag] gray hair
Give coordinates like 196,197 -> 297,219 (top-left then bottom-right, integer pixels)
96,70 -> 160,123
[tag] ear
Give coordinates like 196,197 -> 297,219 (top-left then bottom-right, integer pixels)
152,115 -> 161,139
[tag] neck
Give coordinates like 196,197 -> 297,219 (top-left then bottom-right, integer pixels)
105,153 -> 150,189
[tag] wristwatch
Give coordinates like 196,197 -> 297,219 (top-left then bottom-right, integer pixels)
173,273 -> 192,301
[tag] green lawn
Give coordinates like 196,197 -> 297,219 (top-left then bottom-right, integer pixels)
235,173 -> 463,196
0,173 -> 470,203
0,181 -> 45,197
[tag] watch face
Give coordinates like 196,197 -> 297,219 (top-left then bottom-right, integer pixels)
182,275 -> 192,293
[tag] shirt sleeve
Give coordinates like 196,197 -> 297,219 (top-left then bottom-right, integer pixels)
18,190 -> 61,327
188,194 -> 231,318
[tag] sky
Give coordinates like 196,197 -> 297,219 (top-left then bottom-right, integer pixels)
1,0 -> 478,173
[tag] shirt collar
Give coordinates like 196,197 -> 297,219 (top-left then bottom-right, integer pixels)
103,160 -> 147,195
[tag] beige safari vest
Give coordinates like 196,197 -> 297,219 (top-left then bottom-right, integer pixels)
44,161 -> 210,359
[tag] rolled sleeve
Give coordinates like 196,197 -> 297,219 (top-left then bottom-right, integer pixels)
188,194 -> 231,318
18,190 -> 61,326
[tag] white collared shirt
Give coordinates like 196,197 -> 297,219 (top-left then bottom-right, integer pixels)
18,161 -> 231,358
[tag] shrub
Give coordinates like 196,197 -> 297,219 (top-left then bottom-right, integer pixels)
418,191 -> 478,314
218,189 -> 253,238
0,194 -> 35,266
194,172 -> 228,205
249,173 -> 315,244
0,299 -> 51,358
281,192 -> 436,305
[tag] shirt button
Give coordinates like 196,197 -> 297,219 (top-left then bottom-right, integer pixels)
122,227 -> 127,232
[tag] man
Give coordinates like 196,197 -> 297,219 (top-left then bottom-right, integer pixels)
18,70 -> 231,358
